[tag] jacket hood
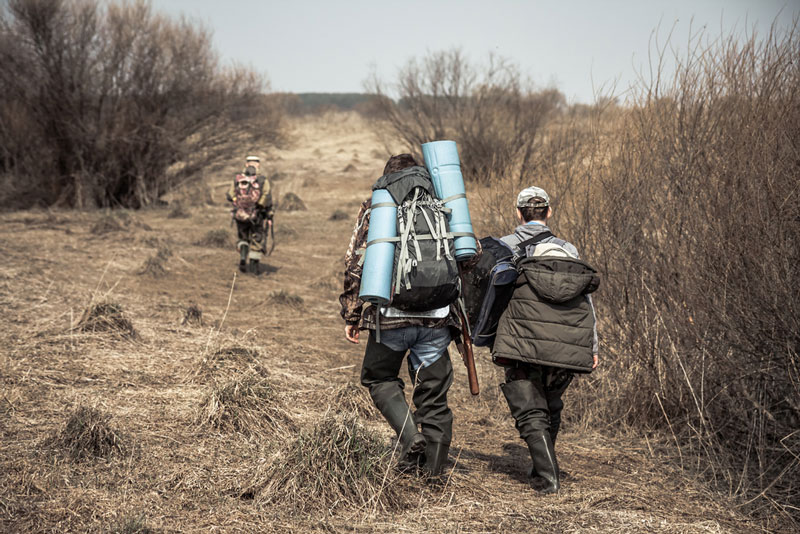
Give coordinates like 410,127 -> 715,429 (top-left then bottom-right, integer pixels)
518,256 -> 599,303
372,166 -> 435,204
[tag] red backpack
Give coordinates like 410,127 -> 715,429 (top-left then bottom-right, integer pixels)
232,174 -> 262,221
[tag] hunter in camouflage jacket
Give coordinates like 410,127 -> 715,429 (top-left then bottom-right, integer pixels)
339,199 -> 481,332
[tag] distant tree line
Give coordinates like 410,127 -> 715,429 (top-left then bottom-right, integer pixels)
0,0 -> 285,209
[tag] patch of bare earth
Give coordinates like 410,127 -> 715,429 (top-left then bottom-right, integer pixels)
0,113 -> 778,533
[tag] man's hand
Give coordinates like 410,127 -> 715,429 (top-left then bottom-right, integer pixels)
345,324 -> 360,344
592,353 -> 599,369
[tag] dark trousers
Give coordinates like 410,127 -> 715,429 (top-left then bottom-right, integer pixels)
235,219 -> 266,253
502,363 -> 574,442
360,330 -> 454,444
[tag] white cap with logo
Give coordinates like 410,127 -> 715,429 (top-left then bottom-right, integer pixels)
516,186 -> 550,208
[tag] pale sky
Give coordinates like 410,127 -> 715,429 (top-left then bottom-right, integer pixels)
153,0 -> 796,103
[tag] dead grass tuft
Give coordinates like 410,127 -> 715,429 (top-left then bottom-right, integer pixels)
50,405 -> 127,461
166,202 -> 191,219
138,245 -> 172,277
241,412 -> 406,513
90,214 -> 127,235
329,209 -> 349,221
331,382 -> 377,419
197,372 -> 293,437
182,303 -> 203,325
342,163 -> 357,173
280,192 -> 307,211
266,290 -> 304,308
110,513 -> 158,534
194,228 -> 230,248
302,177 -> 318,187
76,301 -> 137,338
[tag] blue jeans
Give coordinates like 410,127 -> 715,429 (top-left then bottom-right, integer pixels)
376,326 -> 451,371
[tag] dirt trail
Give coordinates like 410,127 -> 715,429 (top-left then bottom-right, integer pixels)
0,113 -> 764,533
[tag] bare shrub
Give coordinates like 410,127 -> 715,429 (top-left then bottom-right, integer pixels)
197,373 -> 293,437
267,290 -> 304,308
50,405 -> 126,461
475,22 -> 800,522
301,177 -> 318,188
342,163 -> 357,173
240,412 -> 406,513
0,0 -> 285,209
194,229 -> 230,248
367,49 -> 564,184
76,302 -> 137,339
280,192 -> 307,211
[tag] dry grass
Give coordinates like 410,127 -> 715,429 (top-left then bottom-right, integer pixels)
90,214 -> 127,235
196,372 -> 294,437
280,192 -> 307,211
166,202 -> 191,219
76,301 -> 137,339
240,412 -> 407,514
194,228 -> 230,248
330,382 -> 377,419
48,405 -> 127,461
266,289 -> 304,308
329,209 -> 349,221
182,303 -> 203,325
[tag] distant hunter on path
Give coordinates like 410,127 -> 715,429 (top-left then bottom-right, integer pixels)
492,186 -> 600,494
226,155 -> 274,274
339,153 -> 479,479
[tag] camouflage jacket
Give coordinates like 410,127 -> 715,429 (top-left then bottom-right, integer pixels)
339,199 -> 480,331
226,174 -> 274,218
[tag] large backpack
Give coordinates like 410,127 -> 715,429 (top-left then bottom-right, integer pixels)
232,174 -> 262,222
462,231 -> 565,348
373,166 -> 460,312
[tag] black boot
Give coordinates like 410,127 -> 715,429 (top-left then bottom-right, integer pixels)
422,441 -> 450,478
248,258 -> 259,274
501,378 -> 551,483
369,382 -> 426,470
238,244 -> 248,273
410,354 -> 454,476
526,430 -> 560,494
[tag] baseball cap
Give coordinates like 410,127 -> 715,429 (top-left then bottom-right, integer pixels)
517,186 -> 550,208
245,155 -> 260,162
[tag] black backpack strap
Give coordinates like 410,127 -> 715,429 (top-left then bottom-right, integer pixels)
515,231 -> 554,252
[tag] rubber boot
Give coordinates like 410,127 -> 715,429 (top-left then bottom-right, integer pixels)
238,244 -> 248,273
526,430 -> 560,494
422,441 -> 450,478
409,354 -> 454,477
369,382 -> 426,470
501,379 -> 550,482
248,259 -> 259,274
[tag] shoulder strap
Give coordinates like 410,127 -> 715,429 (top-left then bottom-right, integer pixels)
515,231 -> 554,252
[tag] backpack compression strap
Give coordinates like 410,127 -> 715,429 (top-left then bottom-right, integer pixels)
516,231 -> 554,251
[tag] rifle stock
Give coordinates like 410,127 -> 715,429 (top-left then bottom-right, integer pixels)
457,266 -> 479,396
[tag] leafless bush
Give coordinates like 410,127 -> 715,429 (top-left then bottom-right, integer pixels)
0,0 -> 286,209
367,49 -> 564,183
472,22 -> 800,523
182,303 -> 202,325
266,290 -> 304,308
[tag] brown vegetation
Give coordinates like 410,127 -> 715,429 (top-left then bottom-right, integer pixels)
0,0 -> 286,209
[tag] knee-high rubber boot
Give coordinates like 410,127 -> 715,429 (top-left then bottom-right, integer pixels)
526,430 -> 560,494
369,382 -> 426,469
238,242 -> 248,273
501,379 -> 551,482
410,355 -> 454,477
